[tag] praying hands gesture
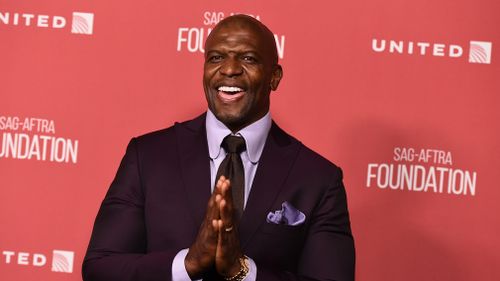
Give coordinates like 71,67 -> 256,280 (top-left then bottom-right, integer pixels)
185,176 -> 244,279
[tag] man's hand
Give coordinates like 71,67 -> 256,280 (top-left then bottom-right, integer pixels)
185,176 -> 244,279
214,178 -> 244,277
184,178 -> 223,279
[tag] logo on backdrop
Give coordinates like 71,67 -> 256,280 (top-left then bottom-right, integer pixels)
468,41 -> 492,64
372,38 -> 493,64
51,250 -> 74,273
0,116 -> 79,164
366,147 -> 477,196
176,12 -> 286,59
70,12 -> 94,35
0,11 -> 94,35
2,249 -> 74,273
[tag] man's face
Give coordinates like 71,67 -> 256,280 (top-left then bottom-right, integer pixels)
203,21 -> 282,131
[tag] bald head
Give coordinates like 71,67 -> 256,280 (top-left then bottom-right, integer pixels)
206,15 -> 279,64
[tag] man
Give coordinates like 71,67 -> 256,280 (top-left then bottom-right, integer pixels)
83,15 -> 355,281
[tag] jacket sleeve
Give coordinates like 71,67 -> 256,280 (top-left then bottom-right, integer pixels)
82,138 -> 178,281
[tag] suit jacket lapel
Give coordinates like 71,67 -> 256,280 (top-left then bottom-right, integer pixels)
175,113 -> 212,229
239,122 -> 301,248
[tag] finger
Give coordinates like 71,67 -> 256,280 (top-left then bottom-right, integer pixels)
211,194 -> 222,221
204,194 -> 221,235
212,219 -> 219,231
216,217 -> 242,276
218,199 -> 237,252
208,179 -> 224,221
220,179 -> 232,202
207,179 -> 221,211
218,220 -> 225,238
219,198 -> 232,226
216,219 -> 225,258
217,219 -> 230,254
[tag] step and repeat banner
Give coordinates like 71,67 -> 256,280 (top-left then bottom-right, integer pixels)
1,1 -> 499,280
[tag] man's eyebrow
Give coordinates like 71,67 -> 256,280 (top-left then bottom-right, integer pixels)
205,50 -> 223,57
239,51 -> 264,60
240,51 -> 259,56
206,50 -> 221,54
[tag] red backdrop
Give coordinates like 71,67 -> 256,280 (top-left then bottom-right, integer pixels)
1,0 -> 499,280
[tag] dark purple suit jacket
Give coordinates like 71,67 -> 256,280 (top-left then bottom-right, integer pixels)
82,113 -> 355,281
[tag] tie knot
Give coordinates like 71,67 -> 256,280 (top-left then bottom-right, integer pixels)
222,135 -> 246,154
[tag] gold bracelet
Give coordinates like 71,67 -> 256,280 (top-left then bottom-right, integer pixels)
224,256 -> 249,281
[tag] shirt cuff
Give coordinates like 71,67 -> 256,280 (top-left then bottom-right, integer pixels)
171,249 -> 257,281
172,248 -> 201,281
243,257 -> 257,281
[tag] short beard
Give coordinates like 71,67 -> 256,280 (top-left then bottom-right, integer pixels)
212,110 -> 248,132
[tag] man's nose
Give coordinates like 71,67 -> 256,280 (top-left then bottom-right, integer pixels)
219,58 -> 243,77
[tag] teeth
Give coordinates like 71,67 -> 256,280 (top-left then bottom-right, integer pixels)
218,86 -> 244,92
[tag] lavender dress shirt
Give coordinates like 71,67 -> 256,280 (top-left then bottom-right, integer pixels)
171,110 -> 272,281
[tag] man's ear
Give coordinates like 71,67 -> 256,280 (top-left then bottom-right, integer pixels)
270,64 -> 283,91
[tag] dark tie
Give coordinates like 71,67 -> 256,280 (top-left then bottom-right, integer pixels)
216,135 -> 246,220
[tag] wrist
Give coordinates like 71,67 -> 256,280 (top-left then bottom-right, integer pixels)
224,256 -> 249,281
227,258 -> 242,276
184,252 -> 202,279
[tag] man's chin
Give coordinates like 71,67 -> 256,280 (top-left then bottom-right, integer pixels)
213,111 -> 246,130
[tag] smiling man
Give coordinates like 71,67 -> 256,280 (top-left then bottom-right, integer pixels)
83,15 -> 355,281
203,17 -> 282,133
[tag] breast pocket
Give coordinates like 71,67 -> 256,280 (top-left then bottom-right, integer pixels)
260,221 -> 305,237
247,222 -> 307,269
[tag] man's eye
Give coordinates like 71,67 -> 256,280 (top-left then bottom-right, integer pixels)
242,56 -> 257,63
208,55 -> 223,62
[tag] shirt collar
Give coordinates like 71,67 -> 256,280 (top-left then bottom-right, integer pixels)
206,110 -> 272,164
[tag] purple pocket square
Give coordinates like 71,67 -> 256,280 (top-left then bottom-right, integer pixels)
266,201 -> 306,226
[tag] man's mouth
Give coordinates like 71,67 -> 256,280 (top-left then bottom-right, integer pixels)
217,86 -> 246,102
